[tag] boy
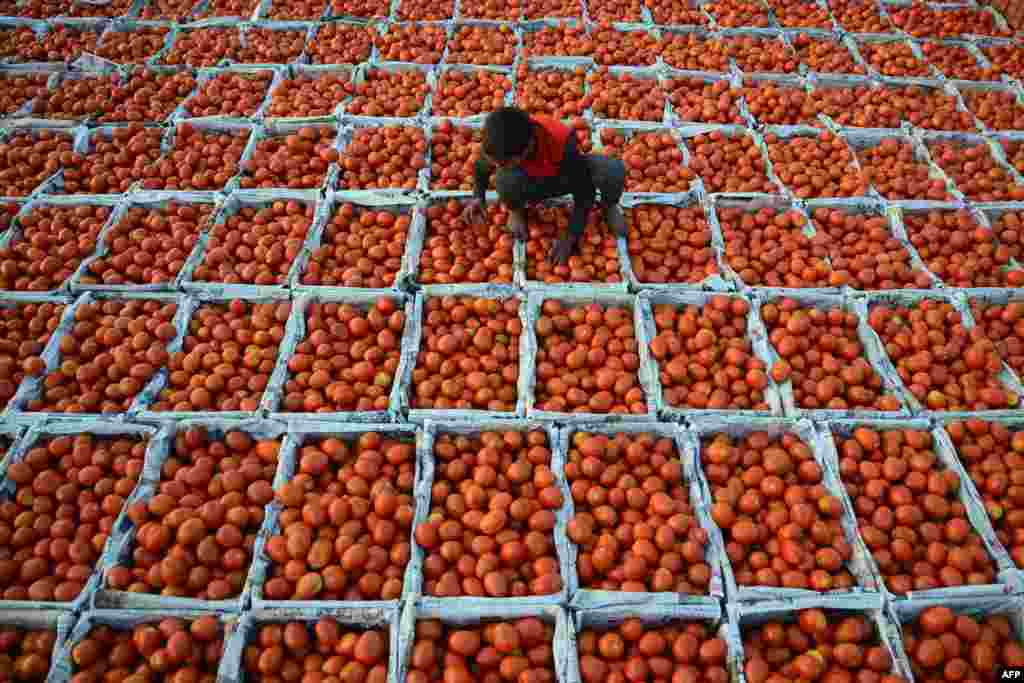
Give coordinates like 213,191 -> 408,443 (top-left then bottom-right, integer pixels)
462,107 -> 627,265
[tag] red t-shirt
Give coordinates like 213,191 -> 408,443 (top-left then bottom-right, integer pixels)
520,115 -> 572,178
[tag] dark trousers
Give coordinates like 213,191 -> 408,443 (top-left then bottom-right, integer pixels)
494,154 -> 626,211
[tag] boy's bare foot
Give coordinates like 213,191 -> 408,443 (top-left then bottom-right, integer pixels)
604,204 -> 626,237
509,208 -> 528,240
461,199 -> 486,224
548,234 -> 578,265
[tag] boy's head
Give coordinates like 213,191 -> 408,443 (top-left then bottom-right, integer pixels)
482,107 -> 534,167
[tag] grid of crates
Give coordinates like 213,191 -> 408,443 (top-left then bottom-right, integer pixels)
3,0 -> 1024,680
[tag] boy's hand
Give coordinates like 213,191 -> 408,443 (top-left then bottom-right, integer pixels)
509,208 -> 528,241
548,234 -> 578,265
461,199 -> 486,225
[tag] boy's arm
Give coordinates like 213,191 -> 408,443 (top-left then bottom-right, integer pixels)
564,139 -> 596,238
473,157 -> 494,203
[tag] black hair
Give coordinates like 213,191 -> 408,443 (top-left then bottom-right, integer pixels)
483,107 -> 534,161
